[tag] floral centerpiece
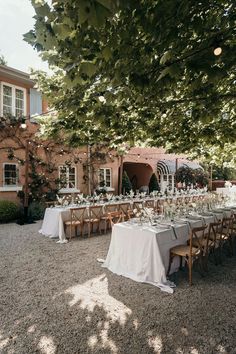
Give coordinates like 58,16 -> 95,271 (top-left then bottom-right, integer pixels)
128,190 -> 135,198
133,206 -> 155,225
225,181 -> 232,188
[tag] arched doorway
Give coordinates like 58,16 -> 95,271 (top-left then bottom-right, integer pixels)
123,162 -> 153,192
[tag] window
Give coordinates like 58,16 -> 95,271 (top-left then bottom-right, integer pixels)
99,168 -> 112,188
59,166 -> 76,189
3,164 -> 18,186
30,88 -> 42,120
1,83 -> 26,117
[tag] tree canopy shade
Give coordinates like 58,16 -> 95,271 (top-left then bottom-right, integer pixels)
25,0 -> 236,162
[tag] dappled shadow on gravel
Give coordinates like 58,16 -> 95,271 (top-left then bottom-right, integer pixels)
0,222 -> 236,354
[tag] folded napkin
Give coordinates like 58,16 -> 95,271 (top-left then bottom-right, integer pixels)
157,223 -> 178,239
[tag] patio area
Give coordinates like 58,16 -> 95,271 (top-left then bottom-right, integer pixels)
0,222 -> 236,354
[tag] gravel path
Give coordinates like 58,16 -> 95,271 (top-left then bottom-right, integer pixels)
0,222 -> 236,354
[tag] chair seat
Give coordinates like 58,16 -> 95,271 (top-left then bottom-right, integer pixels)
101,215 -> 109,220
209,233 -> 229,241
170,244 -> 200,257
84,218 -> 100,223
65,220 -> 82,226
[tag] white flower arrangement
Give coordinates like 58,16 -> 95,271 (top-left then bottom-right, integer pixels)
128,190 -> 135,198
140,192 -> 147,198
133,207 -> 155,224
56,194 -> 65,205
225,181 -> 232,188
77,193 -> 85,203
106,193 -> 113,202
150,190 -> 159,197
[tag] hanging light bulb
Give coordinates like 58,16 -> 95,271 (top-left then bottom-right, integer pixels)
213,47 -> 222,56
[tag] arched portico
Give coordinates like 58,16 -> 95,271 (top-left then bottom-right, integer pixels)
123,162 -> 154,192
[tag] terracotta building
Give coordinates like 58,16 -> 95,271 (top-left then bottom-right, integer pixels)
0,65 -> 200,203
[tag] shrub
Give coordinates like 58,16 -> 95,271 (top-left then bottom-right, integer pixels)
0,200 -> 20,223
28,201 -> 45,220
122,171 -> 132,194
149,173 -> 160,192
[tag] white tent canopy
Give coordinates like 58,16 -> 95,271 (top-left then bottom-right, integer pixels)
157,159 -> 203,191
157,159 -> 202,175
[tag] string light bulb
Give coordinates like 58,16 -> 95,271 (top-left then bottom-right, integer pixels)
214,47 -> 222,56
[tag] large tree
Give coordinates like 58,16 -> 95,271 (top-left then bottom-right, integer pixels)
24,0 -> 236,161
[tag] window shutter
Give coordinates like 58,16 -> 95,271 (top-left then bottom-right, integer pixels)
30,88 -> 42,121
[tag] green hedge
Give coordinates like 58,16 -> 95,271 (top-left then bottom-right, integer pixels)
28,201 -> 45,220
0,200 -> 20,223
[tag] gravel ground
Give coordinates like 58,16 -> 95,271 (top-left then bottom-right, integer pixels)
0,222 -> 236,354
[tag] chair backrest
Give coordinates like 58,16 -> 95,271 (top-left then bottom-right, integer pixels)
190,225 -> 208,256
70,207 -> 86,223
119,203 -> 131,218
222,217 -> 234,236
108,211 -> 124,227
132,201 -> 143,212
88,205 -> 103,220
144,199 -> 155,210
103,203 -> 119,214
208,221 -> 222,245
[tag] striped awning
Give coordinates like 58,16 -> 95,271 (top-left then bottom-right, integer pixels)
157,159 -> 202,175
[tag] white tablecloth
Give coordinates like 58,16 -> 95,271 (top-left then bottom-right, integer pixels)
39,207 -> 71,243
102,220 -> 197,293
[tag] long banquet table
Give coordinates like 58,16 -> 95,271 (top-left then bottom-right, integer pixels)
102,207 -> 235,293
39,194 -> 208,243
39,199 -> 152,243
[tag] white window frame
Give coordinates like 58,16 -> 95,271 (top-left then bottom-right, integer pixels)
58,165 -> 77,190
99,168 -> 112,188
3,163 -> 19,187
0,82 -> 27,117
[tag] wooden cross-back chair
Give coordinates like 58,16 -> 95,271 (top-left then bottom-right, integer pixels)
119,203 -> 132,220
144,199 -> 156,211
130,201 -> 144,217
101,204 -> 120,233
221,216 -> 234,256
83,205 -> 103,237
156,199 -> 164,215
107,211 -> 124,228
64,207 -> 87,241
207,220 -> 223,264
167,225 -> 208,285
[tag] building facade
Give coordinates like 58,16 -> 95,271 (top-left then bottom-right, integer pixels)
0,65 -> 201,203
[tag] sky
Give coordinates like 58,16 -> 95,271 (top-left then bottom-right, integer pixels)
0,0 -> 49,73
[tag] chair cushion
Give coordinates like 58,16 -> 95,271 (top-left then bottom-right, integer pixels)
84,218 -> 100,223
170,244 -> 200,257
65,220 -> 81,226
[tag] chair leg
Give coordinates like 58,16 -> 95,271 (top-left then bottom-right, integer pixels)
80,224 -> 83,237
167,253 -> 174,276
98,222 -> 101,235
188,256 -> 192,286
70,224 -> 72,241
179,256 -> 183,270
104,219 -> 107,234
229,237 -> 234,256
